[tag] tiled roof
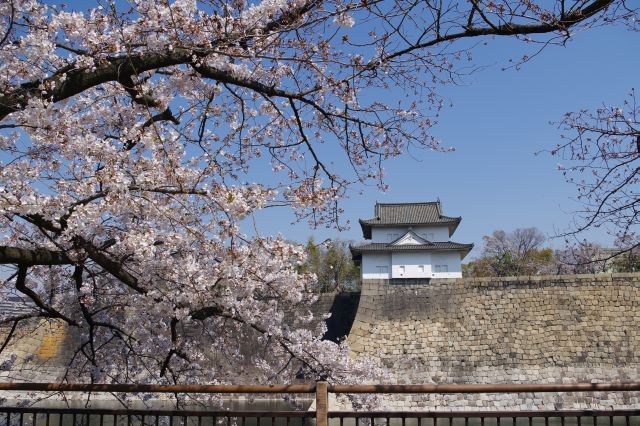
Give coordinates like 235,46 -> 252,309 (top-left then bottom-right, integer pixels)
0,297 -> 36,318
359,201 -> 461,238
350,241 -> 474,253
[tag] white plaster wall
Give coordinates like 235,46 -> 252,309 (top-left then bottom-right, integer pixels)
429,251 -> 462,278
361,253 -> 391,279
371,227 -> 405,243
412,226 -> 450,241
371,225 -> 450,242
364,250 -> 462,279
391,252 -> 432,278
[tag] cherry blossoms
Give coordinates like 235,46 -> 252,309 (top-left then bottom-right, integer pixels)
0,0 -> 636,385
552,90 -> 640,254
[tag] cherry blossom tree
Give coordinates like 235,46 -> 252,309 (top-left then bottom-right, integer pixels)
0,0 -> 636,386
482,228 -> 546,259
553,240 -> 608,274
464,228 -> 554,276
553,90 -> 640,257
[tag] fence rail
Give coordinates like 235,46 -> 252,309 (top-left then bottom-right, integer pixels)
2,383 -> 640,394
328,411 -> 640,426
0,383 -> 317,393
1,408 -> 315,426
1,382 -> 639,426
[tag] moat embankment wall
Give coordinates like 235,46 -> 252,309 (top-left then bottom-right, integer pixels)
0,293 -> 342,384
2,275 -> 640,410
347,273 -> 640,410
0,318 -> 77,383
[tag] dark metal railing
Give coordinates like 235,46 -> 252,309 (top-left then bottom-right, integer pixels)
1,408 -> 315,426
328,410 -> 640,426
0,382 -> 639,426
327,384 -> 640,393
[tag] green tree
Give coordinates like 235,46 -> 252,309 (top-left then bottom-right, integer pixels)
464,229 -> 555,277
303,239 -> 360,292
610,252 -> 640,273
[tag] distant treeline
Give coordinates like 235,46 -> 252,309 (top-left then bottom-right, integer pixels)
300,238 -> 360,293
463,228 -> 640,278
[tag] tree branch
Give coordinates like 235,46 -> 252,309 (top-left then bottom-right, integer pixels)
15,213 -> 146,294
0,0 -> 323,122
375,0 -> 614,66
0,246 -> 73,266
77,239 -> 146,295
0,315 -> 29,355
0,1 -> 15,48
14,266 -> 79,326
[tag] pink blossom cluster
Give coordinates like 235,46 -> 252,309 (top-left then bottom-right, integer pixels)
0,0 -> 634,392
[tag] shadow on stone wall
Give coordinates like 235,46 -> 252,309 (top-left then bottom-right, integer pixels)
322,292 -> 361,343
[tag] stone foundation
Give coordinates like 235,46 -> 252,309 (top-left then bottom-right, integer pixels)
2,274 -> 639,411
348,274 -> 640,410
0,317 -> 76,383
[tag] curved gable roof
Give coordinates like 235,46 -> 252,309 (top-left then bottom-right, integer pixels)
359,201 -> 461,238
350,241 -> 474,263
389,229 -> 432,246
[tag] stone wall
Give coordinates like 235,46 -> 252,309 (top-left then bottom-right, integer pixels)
0,293 -> 340,384
347,273 -> 640,410
0,317 -> 77,383
3,274 -> 640,411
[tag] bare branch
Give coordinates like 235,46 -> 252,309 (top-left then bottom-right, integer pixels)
0,246 -> 73,266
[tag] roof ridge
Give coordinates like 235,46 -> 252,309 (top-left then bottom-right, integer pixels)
376,201 -> 440,206
359,217 -> 460,223
360,201 -> 462,238
350,241 -> 474,254
351,241 -> 474,246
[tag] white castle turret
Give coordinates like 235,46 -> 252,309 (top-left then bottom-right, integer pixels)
350,201 -> 473,282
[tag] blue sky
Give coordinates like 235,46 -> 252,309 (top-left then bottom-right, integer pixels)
18,2 -> 640,260
250,23 -> 640,258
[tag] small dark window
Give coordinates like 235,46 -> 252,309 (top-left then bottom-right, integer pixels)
389,278 -> 431,286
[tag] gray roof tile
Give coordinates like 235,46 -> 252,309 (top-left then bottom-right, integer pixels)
359,201 -> 461,238
350,241 -> 473,252
388,229 -> 431,245
350,240 -> 474,262
361,202 -> 460,225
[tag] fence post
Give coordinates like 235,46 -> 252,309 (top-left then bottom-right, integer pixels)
316,381 -> 328,426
